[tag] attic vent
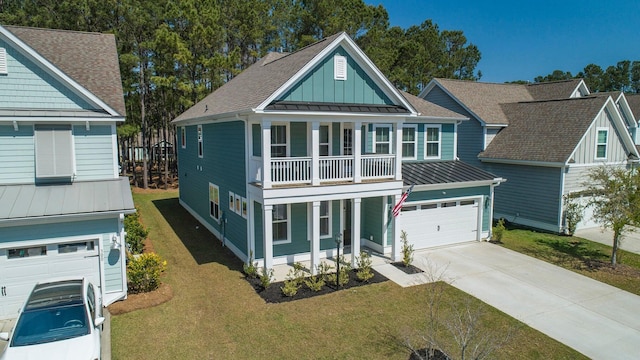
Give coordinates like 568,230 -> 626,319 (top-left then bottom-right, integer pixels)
0,48 -> 7,74
334,55 -> 347,80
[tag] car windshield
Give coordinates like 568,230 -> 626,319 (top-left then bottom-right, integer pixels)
11,303 -> 89,346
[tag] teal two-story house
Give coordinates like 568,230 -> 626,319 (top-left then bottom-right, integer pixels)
0,25 -> 134,319
173,32 -> 503,272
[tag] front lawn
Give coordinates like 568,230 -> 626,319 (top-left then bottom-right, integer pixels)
498,229 -> 640,296
110,190 -> 585,359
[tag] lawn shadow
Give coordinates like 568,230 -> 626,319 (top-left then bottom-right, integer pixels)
152,197 -> 243,272
535,237 -> 607,261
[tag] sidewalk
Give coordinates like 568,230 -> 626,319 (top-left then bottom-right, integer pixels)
575,227 -> 640,255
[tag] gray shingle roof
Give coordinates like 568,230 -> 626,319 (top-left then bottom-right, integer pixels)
626,94 -> 640,121
4,25 -> 126,116
0,177 -> 134,221
400,90 -> 467,119
402,161 -> 498,186
174,33 -> 343,122
525,79 -> 584,100
479,96 -> 609,163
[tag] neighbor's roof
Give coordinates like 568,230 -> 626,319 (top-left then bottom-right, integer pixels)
400,91 -> 467,119
479,96 -> 609,163
402,161 -> 498,186
0,177 -> 134,222
4,25 -> 126,116
625,94 -> 640,121
174,33 -> 343,122
525,79 -> 585,100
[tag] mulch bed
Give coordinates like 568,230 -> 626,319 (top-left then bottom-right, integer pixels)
391,262 -> 424,274
245,269 -> 388,303
107,283 -> 173,315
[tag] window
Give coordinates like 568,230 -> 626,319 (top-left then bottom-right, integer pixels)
181,127 -> 186,148
229,192 -> 235,212
209,183 -> 220,221
58,241 -> 94,254
442,201 -> 456,208
334,55 -> 347,80
241,198 -> 248,219
320,201 -> 331,237
320,125 -> 330,156
35,125 -> 73,179
87,283 -> 96,321
271,125 -> 287,157
252,124 -> 261,157
8,246 -> 46,259
425,125 -> 441,158
596,128 -> 608,159
374,125 -> 391,154
401,205 -> 417,212
460,200 -> 475,206
421,204 -> 437,210
402,125 -> 417,159
272,204 -> 289,244
197,125 -> 203,158
343,128 -> 353,155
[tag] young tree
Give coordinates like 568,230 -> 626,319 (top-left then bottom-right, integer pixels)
584,166 -> 640,266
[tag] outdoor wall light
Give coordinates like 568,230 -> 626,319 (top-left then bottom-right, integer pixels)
111,235 -> 121,250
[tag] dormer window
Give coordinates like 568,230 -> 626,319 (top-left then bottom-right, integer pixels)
0,47 -> 7,74
334,55 -> 347,80
595,128 -> 608,160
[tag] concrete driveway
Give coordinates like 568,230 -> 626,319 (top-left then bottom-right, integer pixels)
412,242 -> 640,360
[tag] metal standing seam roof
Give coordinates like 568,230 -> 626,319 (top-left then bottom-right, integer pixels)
3,25 -> 126,116
402,161 -> 499,186
0,177 -> 134,221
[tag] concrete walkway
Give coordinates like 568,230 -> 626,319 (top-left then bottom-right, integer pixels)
408,242 -> 640,360
575,227 -> 640,255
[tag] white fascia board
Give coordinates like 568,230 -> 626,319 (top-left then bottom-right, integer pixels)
172,109 -> 253,126
616,94 -> 637,128
480,157 -> 565,167
575,79 -> 590,96
0,116 -> 124,123
411,115 -> 469,123
486,124 -> 508,128
0,209 -> 134,228
257,33 -> 418,115
257,109 -> 410,122
420,79 -> 487,126
412,178 -> 504,193
604,98 -> 640,158
0,26 -> 121,117
261,181 -> 403,205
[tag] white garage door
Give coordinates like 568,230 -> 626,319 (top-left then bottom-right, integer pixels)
399,199 -> 479,249
0,239 -> 101,320
574,196 -> 600,230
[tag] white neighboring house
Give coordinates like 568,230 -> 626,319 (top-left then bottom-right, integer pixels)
0,25 -> 134,319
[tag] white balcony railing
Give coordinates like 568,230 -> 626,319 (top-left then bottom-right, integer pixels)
265,154 -> 395,186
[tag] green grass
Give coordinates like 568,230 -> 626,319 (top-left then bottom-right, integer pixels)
111,190 -> 585,359
499,228 -> 640,295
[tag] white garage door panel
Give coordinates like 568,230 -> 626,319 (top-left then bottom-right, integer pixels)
400,200 -> 479,249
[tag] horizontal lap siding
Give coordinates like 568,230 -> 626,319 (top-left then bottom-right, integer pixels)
0,125 -> 34,184
102,235 -> 123,292
0,218 -> 117,243
361,197 -> 384,247
73,125 -> 116,180
484,163 -> 562,229
564,164 -> 627,194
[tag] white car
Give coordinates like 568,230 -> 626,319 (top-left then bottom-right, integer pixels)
0,278 -> 103,360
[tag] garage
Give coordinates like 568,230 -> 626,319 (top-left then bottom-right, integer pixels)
0,239 -> 101,319
398,198 -> 480,249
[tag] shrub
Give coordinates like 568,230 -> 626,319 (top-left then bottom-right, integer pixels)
259,267 -> 274,289
280,262 -> 306,296
493,218 -> 506,242
328,255 -> 351,287
127,252 -> 167,294
124,211 -> 148,254
563,196 -> 584,236
401,231 -> 414,267
356,251 -> 374,282
243,251 -> 259,279
304,273 -> 325,292
281,280 -> 299,297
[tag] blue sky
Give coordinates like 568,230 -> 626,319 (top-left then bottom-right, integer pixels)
366,0 -> 640,83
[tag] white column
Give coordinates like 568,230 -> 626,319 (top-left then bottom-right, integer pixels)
354,121 -> 362,183
262,121 -> 272,188
311,121 -> 320,186
311,201 -> 321,275
394,123 -> 403,181
391,195 -> 401,261
351,198 -> 361,268
263,204 -> 273,270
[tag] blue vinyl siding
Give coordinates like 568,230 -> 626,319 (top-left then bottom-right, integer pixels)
0,125 -> 34,184
74,125 -> 115,180
274,203 -> 308,256
0,39 -> 93,110
103,235 -> 123,292
290,122 -> 307,156
178,121 -> 247,254
361,197 -> 385,247
332,123 -> 341,155
408,186 -> 492,232
484,163 -> 562,229
254,202 -> 263,259
279,47 -> 394,105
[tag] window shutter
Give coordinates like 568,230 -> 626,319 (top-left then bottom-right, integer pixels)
35,125 -> 74,178
334,55 -> 347,80
0,48 -> 7,74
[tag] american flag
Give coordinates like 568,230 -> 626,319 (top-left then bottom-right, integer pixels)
392,184 -> 414,217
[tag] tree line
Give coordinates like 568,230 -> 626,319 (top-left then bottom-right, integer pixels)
0,0 -> 481,188
529,61 -> 640,93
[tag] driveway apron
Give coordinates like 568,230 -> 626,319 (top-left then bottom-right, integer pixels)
415,242 -> 640,360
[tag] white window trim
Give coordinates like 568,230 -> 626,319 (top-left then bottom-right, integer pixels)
402,124 -> 418,160
334,55 -> 347,80
320,200 -> 332,239
229,191 -> 235,212
373,124 -> 392,154
595,127 -> 608,160
424,124 -> 442,159
271,123 -> 289,157
181,127 -> 186,149
272,204 -> 291,245
197,125 -> 203,158
209,183 -> 220,221
241,197 -> 247,219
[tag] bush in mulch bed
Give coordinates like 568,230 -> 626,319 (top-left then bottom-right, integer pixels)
245,268 -> 388,303
391,262 -> 424,275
